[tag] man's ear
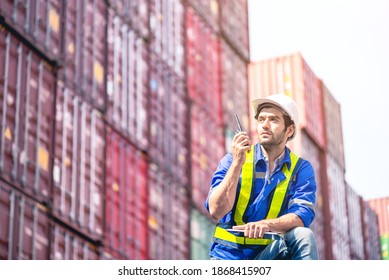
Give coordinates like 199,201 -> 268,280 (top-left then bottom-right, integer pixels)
287,125 -> 294,139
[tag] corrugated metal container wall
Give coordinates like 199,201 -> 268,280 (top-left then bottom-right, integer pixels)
0,181 -> 50,260
326,153 -> 350,259
367,197 -> 389,236
191,208 -> 215,260
362,201 -> 381,259
149,0 -> 185,78
296,131 -> 326,259
190,103 -> 225,215
104,130 -> 148,260
248,54 -> 326,149
59,0 -> 107,111
221,39 -> 249,134
186,0 -> 220,33
52,82 -> 105,242
346,183 -> 365,259
0,0 -> 62,61
148,57 -> 189,186
106,0 -> 149,38
0,29 -> 55,202
219,0 -> 249,60
105,10 -> 149,150
322,84 -> 345,168
148,164 -> 190,259
186,7 -> 222,125
50,222 -> 100,260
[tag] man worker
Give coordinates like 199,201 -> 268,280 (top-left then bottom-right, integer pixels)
205,93 -> 319,260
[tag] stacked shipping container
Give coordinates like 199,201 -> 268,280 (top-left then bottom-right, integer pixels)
368,197 -> 389,259
248,53 -> 382,259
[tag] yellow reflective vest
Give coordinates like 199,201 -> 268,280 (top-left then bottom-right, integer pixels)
213,145 -> 301,247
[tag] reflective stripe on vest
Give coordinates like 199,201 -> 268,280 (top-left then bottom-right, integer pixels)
213,146 -> 301,246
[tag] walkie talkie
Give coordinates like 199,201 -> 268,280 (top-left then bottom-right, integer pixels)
234,114 -> 244,133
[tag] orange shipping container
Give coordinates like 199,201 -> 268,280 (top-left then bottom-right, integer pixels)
368,197 -> 389,236
248,53 -> 326,149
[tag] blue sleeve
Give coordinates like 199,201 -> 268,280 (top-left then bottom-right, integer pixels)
286,160 -> 317,227
204,153 -> 233,212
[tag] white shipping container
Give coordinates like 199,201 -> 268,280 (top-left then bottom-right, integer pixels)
106,10 -> 149,150
149,0 -> 185,78
346,183 -> 365,259
326,153 -> 350,259
52,82 -> 105,241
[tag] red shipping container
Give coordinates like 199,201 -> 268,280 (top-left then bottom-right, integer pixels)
190,103 -> 225,215
52,82 -> 105,241
361,201 -> 381,259
346,183 -> 365,259
186,7 -> 222,125
221,39 -> 249,133
50,222 -> 100,260
106,10 -> 149,150
322,84 -> 345,168
104,130 -> 148,260
368,197 -> 389,236
59,0 -> 107,110
248,54 -> 326,149
0,0 -> 62,61
0,181 -> 50,260
186,0 -> 220,33
0,29 -> 55,202
149,0 -> 185,78
148,166 -> 190,259
219,0 -> 249,60
148,57 -> 189,186
106,0 -> 149,38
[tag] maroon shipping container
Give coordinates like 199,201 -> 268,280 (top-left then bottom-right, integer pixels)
59,0 -> 107,110
248,54 -> 326,149
298,131 -> 326,259
105,10 -> 149,150
361,201 -> 382,259
52,82 -> 105,241
190,103 -> 225,215
186,0 -> 220,33
0,0 -> 62,61
148,165 -> 190,259
326,153 -> 350,259
368,197 -> 389,236
106,0 -> 149,38
0,29 -> 55,202
148,57 -> 189,186
50,222 -> 100,260
221,39 -> 249,133
149,0 -> 185,78
104,130 -> 148,260
346,183 -> 365,259
219,0 -> 249,60
0,181 -> 50,260
322,84 -> 345,168
186,7 -> 222,125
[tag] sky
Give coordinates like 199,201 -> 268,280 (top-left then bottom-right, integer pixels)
248,0 -> 389,200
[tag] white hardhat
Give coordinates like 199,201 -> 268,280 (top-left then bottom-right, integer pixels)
252,93 -> 300,139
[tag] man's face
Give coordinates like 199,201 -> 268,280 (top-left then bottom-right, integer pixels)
256,107 -> 292,148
